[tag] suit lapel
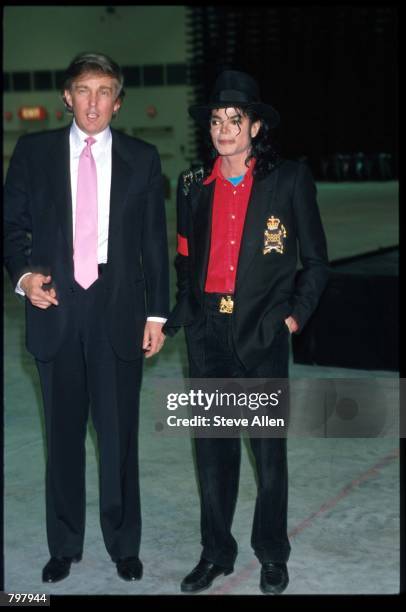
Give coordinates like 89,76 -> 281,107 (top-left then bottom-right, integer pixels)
106,130 -> 134,264
192,180 -> 215,293
235,169 -> 278,290
46,126 -> 73,257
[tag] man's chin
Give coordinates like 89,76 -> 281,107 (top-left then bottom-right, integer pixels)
77,119 -> 106,135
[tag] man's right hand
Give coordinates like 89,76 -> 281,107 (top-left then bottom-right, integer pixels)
20,274 -> 59,309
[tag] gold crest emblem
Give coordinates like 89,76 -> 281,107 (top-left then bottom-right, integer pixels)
219,295 -> 234,314
263,216 -> 287,255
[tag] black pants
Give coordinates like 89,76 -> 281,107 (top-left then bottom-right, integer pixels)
36,275 -> 143,561
184,294 -> 291,568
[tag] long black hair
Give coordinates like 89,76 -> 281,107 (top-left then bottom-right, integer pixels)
202,106 -> 281,179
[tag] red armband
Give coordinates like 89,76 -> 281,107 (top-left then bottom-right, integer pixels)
177,233 -> 189,256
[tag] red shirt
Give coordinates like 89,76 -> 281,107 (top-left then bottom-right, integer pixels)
204,156 -> 255,293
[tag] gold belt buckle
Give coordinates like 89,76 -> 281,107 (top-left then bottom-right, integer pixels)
219,295 -> 234,314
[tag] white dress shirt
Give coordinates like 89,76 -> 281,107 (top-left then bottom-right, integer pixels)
16,120 -> 166,324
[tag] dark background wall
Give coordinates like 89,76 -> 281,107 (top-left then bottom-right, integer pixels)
187,6 -> 398,178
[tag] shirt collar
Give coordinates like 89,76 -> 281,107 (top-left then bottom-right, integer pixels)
70,119 -> 111,152
203,156 -> 256,185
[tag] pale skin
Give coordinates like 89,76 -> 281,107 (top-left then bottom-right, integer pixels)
20,72 -> 165,357
210,107 -> 299,334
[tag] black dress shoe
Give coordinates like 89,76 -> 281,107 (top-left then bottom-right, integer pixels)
260,562 -> 289,594
181,558 -> 234,593
116,557 -> 143,581
42,554 -> 82,583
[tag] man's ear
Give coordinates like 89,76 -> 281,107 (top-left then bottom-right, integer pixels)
113,98 -> 121,114
63,89 -> 73,109
251,120 -> 261,138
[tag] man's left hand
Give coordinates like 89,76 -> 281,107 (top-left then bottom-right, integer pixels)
142,321 -> 166,358
284,316 -> 299,334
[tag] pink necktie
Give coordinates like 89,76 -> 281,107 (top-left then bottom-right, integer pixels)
74,136 -> 98,289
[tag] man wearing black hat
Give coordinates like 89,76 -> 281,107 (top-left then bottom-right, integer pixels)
164,70 -> 329,594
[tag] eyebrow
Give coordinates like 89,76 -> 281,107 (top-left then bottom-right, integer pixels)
211,113 -> 241,120
73,84 -> 113,91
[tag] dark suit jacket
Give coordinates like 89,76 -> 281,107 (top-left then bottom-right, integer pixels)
164,159 -> 329,371
4,125 -> 169,362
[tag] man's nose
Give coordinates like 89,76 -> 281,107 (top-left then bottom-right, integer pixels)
220,120 -> 230,133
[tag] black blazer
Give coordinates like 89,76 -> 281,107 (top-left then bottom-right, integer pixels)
4,125 -> 169,362
164,159 -> 329,371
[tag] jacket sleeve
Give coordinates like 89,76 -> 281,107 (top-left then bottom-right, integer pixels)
141,147 -> 170,318
290,162 -> 330,331
3,137 -> 33,289
163,173 -> 197,336
174,173 -> 191,300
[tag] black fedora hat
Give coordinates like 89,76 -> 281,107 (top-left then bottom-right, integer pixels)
189,70 -> 280,128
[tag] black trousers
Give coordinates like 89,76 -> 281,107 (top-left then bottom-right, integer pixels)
35,274 -> 143,561
184,294 -> 291,568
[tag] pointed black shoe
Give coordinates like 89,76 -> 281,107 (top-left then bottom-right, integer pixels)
260,562 -> 289,594
181,559 -> 234,593
116,557 -> 143,581
42,554 -> 82,583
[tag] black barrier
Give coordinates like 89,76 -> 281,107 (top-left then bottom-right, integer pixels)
292,248 -> 398,371
319,153 -> 394,181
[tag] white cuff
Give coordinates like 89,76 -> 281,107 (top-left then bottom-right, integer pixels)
15,272 -> 33,296
147,316 -> 167,323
